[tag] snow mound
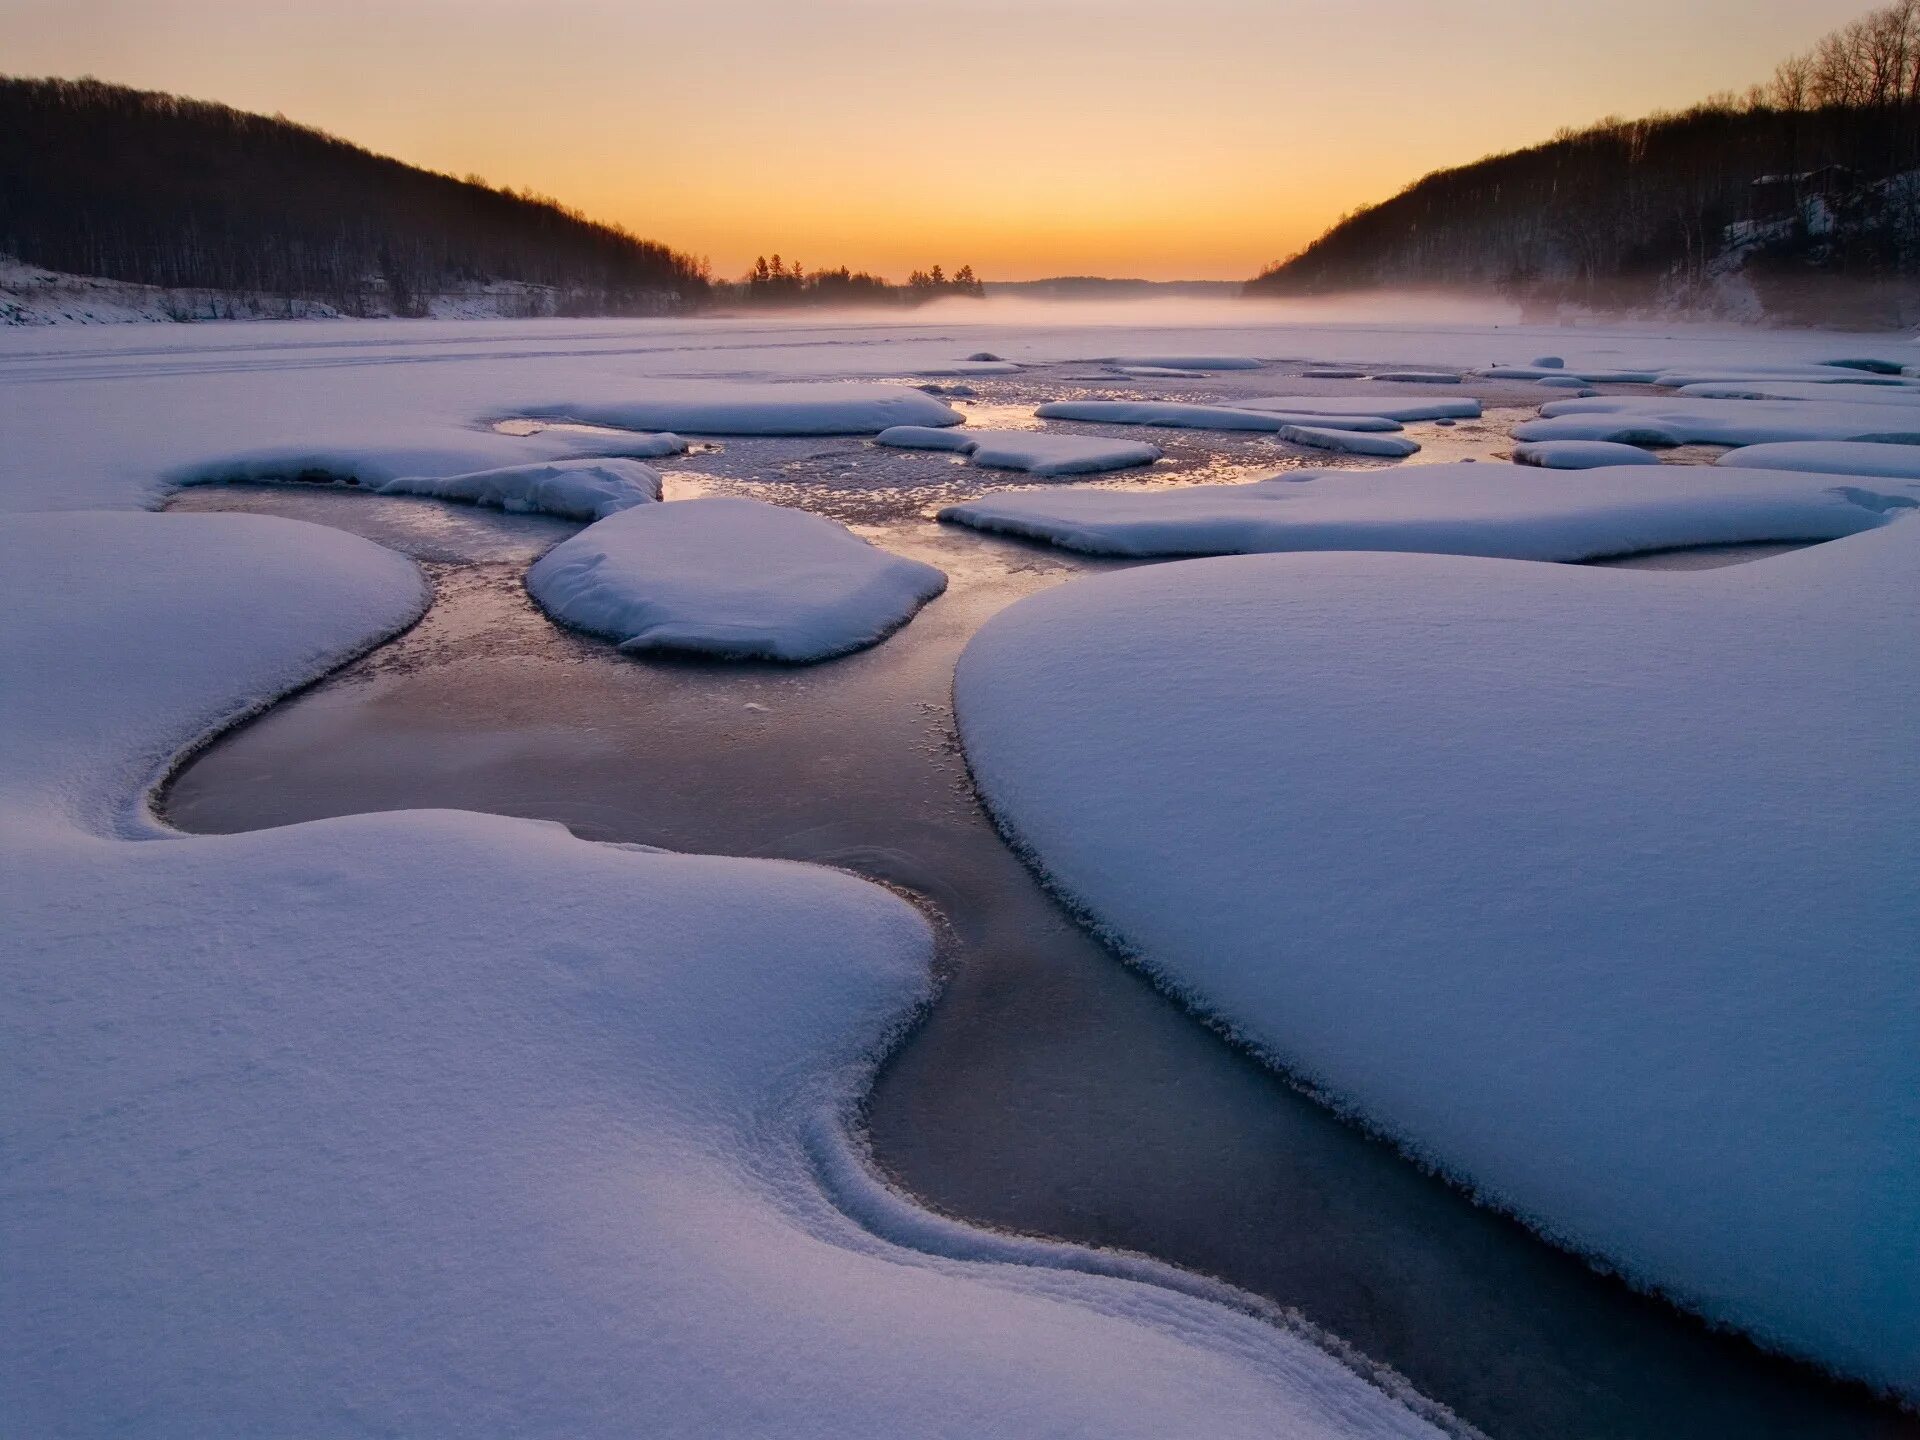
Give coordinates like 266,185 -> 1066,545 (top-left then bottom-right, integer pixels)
1107,354 -> 1264,370
1512,440 -> 1662,469
0,510 -> 1443,1438
1535,376 -> 1593,390
172,447 -> 661,521
1370,371 -> 1462,384
1279,425 -> 1420,458
497,420 -> 689,459
1531,355 -> 1565,368
938,462 -> 1913,560
527,497 -> 948,661
952,522 -> 1920,1397
1238,395 -> 1482,421
1035,400 -> 1400,432
876,425 -> 1159,475
518,382 -> 962,436
1715,440 -> 1920,479
1516,396 -> 1920,447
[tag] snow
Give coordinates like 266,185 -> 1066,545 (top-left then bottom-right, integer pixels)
170,446 -> 662,520
913,360 -> 1023,376
952,520 -> 1920,1399
526,497 -> 949,661
1512,440 -> 1663,469
1034,400 -> 1401,432
1279,425 -> 1421,458
1113,364 -> 1210,378
1531,355 -> 1565,368
519,381 -> 963,435
939,462 -> 1915,560
1515,396 -> 1920,447
1107,354 -> 1265,369
1714,440 -> 1920,479
1303,367 -> 1367,379
876,425 -> 1160,475
1478,366 -> 1661,383
1674,379 -> 1920,405
1535,375 -> 1594,390
1369,370 -> 1462,384
497,420 -> 689,459
0,509 -> 1444,1439
1238,395 -> 1482,421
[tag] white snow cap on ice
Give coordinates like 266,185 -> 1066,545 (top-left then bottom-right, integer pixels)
1034,400 -> 1401,432
1512,440 -> 1662,469
1515,396 -> 1920,447
1238,395 -> 1482,421
518,381 -> 962,435
953,521 -> 1920,1397
528,497 -> 948,661
1673,379 -> 1920,405
1369,371 -> 1462,384
939,462 -> 1915,559
1714,440 -> 1920,478
1278,425 -> 1421,458
0,510 -> 1442,1438
876,425 -> 1160,475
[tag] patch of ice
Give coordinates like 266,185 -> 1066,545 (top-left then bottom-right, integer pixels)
952,522 -> 1920,1397
1478,367 -> 1661,384
518,381 -> 962,436
1714,440 -> 1920,479
527,497 -> 947,661
0,510 -> 1443,1438
876,425 -> 1159,476
1106,355 -> 1264,370
1279,425 -> 1421,458
1512,440 -> 1662,469
1516,396 -> 1920,447
1369,371 -> 1462,384
1302,368 -> 1367,380
939,462 -> 1912,559
1033,400 -> 1401,433
1114,365 -> 1209,378
1237,395 -> 1482,421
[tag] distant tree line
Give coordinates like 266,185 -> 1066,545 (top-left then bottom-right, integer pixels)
1247,0 -> 1920,314
0,76 -> 709,316
712,254 -> 986,308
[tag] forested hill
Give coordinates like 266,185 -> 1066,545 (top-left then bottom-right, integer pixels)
0,77 -> 709,317
1247,2 -> 1920,324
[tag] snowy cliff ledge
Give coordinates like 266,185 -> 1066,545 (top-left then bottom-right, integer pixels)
953,521 -> 1920,1398
527,497 -> 949,661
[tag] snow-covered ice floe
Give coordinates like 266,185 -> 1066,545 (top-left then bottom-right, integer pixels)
1478,366 -> 1661,384
1034,400 -> 1402,432
953,519 -> 1920,1399
939,461 -> 1917,560
1515,396 -> 1920,447
528,497 -> 948,661
517,381 -> 963,436
1238,395 -> 1482,422
1512,440 -> 1662,469
1715,440 -> 1920,479
876,425 -> 1160,476
1112,365 -> 1210,378
1302,367 -> 1367,380
1279,425 -> 1421,458
1672,379 -> 1920,404
913,360 -> 1024,376
0,509 -> 1449,1439
170,445 -> 663,520
1369,371 -> 1462,384
1106,354 -> 1265,370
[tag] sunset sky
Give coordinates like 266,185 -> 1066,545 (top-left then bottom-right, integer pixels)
1,0 -> 1894,280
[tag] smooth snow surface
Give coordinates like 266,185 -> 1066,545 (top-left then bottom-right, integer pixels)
1716,440 -> 1920,478
954,523 -> 1920,1398
939,462 -> 1912,559
1239,395 -> 1482,421
1512,440 -> 1663,469
1673,380 -> 1920,405
1515,396 -> 1920,447
1280,425 -> 1421,458
1035,400 -> 1400,432
876,425 -> 1160,475
0,510 -> 1445,1439
527,497 -> 949,661
519,381 -> 962,435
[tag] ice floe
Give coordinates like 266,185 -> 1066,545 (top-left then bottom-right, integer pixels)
1238,395 -> 1482,421
1714,440 -> 1920,479
518,381 -> 962,436
1302,368 -> 1367,379
0,510 -> 1443,1438
1279,425 -> 1421,458
1673,379 -> 1920,404
527,497 -> 948,661
1112,364 -> 1210,378
1512,440 -> 1662,469
913,361 -> 1023,376
1034,400 -> 1401,432
1515,396 -> 1920,447
1478,366 -> 1661,384
939,462 -> 1914,559
1106,354 -> 1265,370
953,519 -> 1920,1397
876,425 -> 1160,475
1369,371 -> 1462,384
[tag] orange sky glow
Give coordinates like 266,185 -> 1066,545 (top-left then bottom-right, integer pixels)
1,0 -> 1894,281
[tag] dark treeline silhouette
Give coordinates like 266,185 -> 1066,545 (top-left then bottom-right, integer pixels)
1248,1 -> 1920,322
712,254 -> 986,308
0,76 -> 708,316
